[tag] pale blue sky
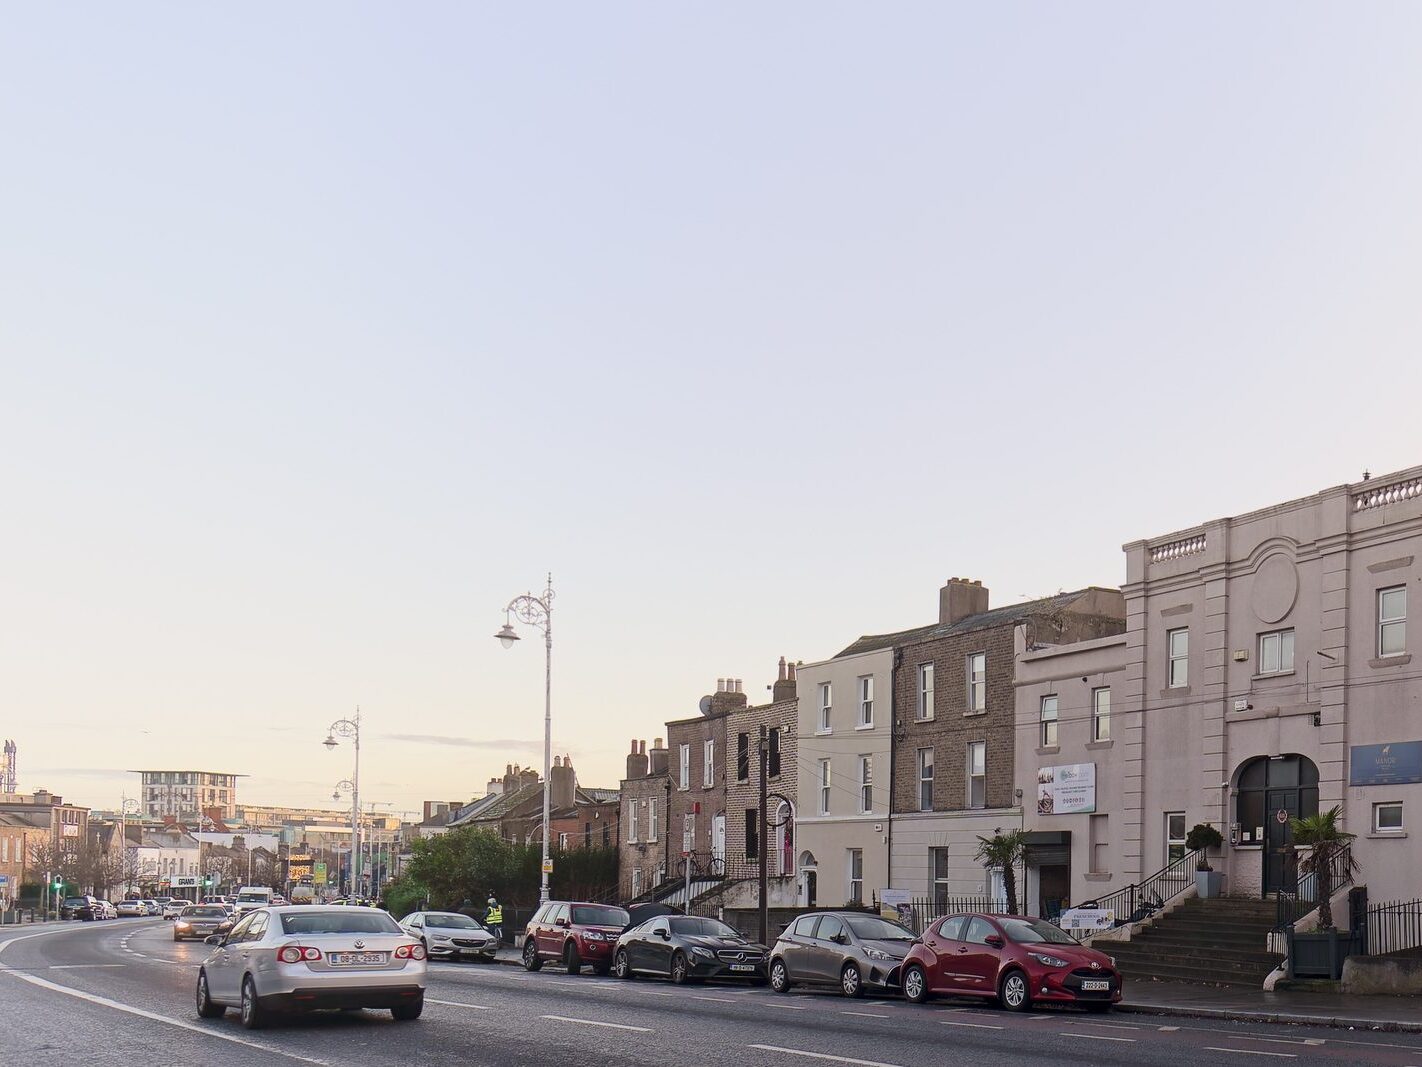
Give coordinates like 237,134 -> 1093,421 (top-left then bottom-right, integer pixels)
2,4 -> 1420,816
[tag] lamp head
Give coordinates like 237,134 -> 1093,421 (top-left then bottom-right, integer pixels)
495,622 -> 520,649
323,735 -> 337,750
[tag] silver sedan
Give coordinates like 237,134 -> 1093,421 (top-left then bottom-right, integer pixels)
195,906 -> 427,1029
398,910 -> 499,962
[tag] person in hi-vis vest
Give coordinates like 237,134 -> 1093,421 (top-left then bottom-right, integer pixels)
484,895 -> 503,944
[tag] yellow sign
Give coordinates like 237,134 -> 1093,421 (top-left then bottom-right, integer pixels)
541,859 -> 554,874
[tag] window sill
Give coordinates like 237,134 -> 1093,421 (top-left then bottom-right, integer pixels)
1370,654 -> 1412,669
914,716 -> 935,724
1035,745 -> 1060,757
1161,685 -> 1191,698
962,710 -> 988,718
855,723 -> 875,732
1084,873 -> 1113,883
1366,831 -> 1407,840
1252,670 -> 1297,682
816,729 -> 833,737
1085,739 -> 1114,749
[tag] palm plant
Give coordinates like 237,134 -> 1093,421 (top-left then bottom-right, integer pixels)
974,830 -> 1027,915
1288,805 -> 1358,931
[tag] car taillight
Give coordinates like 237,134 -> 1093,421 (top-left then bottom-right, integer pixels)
395,944 -> 426,960
278,946 -> 322,963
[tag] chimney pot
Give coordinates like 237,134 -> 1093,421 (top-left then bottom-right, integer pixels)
717,678 -> 726,693
940,577 -> 990,626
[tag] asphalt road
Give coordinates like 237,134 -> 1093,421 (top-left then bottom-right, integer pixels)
4,920 -> 1422,1067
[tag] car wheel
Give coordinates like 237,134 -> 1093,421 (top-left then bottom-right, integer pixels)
564,942 -> 582,976
769,958 -> 792,993
195,970 -> 225,1019
902,963 -> 931,1004
614,948 -> 634,979
998,969 -> 1030,1012
391,994 -> 424,1022
522,939 -> 543,972
240,977 -> 267,1030
669,951 -> 689,985
840,962 -> 864,999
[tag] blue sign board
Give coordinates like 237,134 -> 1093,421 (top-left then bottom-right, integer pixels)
1350,741 -> 1422,786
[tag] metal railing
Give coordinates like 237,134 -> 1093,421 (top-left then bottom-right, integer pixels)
1081,849 -> 1202,927
1361,897 -> 1422,956
880,895 -> 1010,935
1275,844 -> 1354,932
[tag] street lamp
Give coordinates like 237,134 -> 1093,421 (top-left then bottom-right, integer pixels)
323,709 -> 362,900
495,574 -> 554,903
333,779 -> 356,896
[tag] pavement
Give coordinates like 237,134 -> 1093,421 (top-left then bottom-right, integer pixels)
5,919 -> 1422,1067
1120,979 -> 1422,1033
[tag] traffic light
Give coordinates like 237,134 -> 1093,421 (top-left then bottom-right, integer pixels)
52,877 -> 63,891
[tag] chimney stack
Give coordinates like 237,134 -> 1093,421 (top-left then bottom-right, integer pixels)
710,675 -> 749,714
940,577 -> 990,626
626,739 -> 650,780
648,737 -> 670,776
772,655 -> 798,702
550,755 -> 576,810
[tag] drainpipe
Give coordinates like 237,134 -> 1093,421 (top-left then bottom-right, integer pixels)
888,648 -> 902,893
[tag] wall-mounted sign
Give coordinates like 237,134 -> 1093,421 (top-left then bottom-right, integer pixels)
1037,763 -> 1096,815
1349,741 -> 1422,787
879,888 -> 912,926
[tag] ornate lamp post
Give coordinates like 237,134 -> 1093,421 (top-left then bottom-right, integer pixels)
495,574 -> 554,903
323,709 -> 362,898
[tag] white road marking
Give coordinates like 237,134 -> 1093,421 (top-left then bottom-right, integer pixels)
427,998 -> 493,1010
1027,1014 -> 1053,1020
1060,1033 -> 1136,1043
541,1014 -> 653,1032
49,964 -> 126,969
763,1002 -> 810,1010
1159,1026 -> 1180,1032
691,995 -> 738,1003
748,1046 -> 906,1067
1078,1021 -> 1143,1031
1202,1049 -> 1296,1059
840,1010 -> 889,1019
939,1020 -> 1003,1030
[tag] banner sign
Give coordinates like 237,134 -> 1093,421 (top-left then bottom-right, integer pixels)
879,888 -> 913,926
1349,741 -> 1422,786
1036,763 -> 1096,815
1060,907 -> 1115,933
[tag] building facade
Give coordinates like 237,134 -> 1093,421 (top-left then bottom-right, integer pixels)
794,646 -> 894,910
664,679 -> 742,881
134,770 -> 242,821
619,739 -> 671,899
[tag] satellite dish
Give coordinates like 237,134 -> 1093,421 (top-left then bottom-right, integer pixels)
698,695 -> 713,716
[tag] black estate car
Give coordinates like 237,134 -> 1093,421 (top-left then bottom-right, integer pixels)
612,915 -> 768,984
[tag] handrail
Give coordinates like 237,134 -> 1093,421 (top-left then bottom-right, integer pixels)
1275,844 -> 1354,932
1081,849 -> 1203,927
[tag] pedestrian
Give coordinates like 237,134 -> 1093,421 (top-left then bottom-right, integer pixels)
484,894 -> 503,945
458,897 -> 479,919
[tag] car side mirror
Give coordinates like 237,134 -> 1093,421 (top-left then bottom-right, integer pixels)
984,935 -> 1004,948
656,929 -> 670,939
555,917 -> 569,928
833,933 -> 849,945
204,934 -> 224,946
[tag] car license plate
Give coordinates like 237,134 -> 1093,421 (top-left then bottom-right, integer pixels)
330,952 -> 387,966
729,964 -> 755,972
1081,979 -> 1110,991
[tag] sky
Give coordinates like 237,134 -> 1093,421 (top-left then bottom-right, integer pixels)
2,4 -> 1420,819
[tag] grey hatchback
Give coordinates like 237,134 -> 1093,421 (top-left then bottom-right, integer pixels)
769,912 -> 917,997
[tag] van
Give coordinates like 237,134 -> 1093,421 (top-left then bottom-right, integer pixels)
233,886 -> 274,915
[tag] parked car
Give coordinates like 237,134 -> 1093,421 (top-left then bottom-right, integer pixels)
900,913 -> 1121,1012
194,905 -> 427,1028
522,901 -> 630,975
95,900 -> 119,919
142,899 -> 163,916
174,904 -> 235,942
116,899 -> 148,918
399,911 -> 498,962
164,900 -> 191,920
769,912 -> 916,997
61,895 -> 101,921
613,914 -> 769,985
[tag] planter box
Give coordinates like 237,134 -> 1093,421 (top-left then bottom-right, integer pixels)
1288,929 -> 1361,980
1195,871 -> 1225,898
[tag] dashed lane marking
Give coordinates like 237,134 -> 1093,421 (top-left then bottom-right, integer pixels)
1060,1033 -> 1136,1043
748,1045 -> 906,1067
839,1011 -> 890,1019
1202,1049 -> 1296,1059
541,1014 -> 653,1032
939,1020 -> 1003,1030
427,998 -> 493,1010
49,964 -> 126,970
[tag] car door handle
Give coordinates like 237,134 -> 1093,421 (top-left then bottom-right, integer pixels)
925,940 -> 937,947
957,947 -> 969,954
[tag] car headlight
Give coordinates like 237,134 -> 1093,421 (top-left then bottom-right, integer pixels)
433,934 -> 451,941
175,922 -> 191,930
864,948 -> 896,962
583,931 -> 605,941
691,947 -> 716,960
1029,952 -> 1071,968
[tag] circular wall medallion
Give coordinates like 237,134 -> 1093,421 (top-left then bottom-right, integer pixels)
1251,554 -> 1298,624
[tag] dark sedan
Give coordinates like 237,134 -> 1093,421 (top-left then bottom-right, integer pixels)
612,915 -> 768,984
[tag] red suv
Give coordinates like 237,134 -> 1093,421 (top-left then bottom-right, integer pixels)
901,913 -> 1121,1012
522,901 -> 630,976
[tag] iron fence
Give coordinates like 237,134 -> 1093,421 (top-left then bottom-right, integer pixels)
1361,897 -> 1422,957
1275,844 -> 1354,932
1082,848 -> 1201,927
876,895 -> 1010,935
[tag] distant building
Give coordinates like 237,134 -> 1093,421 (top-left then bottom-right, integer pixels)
132,770 -> 243,822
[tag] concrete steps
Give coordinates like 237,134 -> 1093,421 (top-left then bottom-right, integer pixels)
1108,897 -> 1282,989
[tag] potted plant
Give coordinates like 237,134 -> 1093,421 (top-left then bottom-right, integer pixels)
1186,823 -> 1225,898
974,830 -> 1027,915
1285,806 -> 1362,979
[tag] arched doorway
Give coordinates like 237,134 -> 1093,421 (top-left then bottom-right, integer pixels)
774,801 -> 794,877
1234,754 -> 1319,895
798,850 -> 818,908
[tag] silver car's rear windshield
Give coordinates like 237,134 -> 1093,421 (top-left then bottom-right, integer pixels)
280,911 -> 403,935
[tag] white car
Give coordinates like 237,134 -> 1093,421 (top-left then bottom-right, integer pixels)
196,906 -> 426,1029
399,911 -> 498,962
164,900 -> 190,919
115,900 -> 148,918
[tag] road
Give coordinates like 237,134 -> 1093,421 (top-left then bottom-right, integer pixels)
4,920 -> 1422,1067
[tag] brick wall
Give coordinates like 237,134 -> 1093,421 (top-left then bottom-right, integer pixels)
666,709 -> 730,874
724,697 -> 799,873
618,773 -> 670,893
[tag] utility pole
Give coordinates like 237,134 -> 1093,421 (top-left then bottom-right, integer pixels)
758,724 -> 769,946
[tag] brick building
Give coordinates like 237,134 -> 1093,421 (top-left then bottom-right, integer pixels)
664,678 -> 745,882
450,759 -> 619,850
618,739 -> 670,899
836,579 -> 1124,903
723,658 -> 799,897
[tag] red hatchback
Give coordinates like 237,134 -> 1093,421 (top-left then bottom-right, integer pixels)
901,913 -> 1121,1012
522,901 -> 630,976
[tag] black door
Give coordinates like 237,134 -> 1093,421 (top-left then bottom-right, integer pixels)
1264,790 -> 1301,894
1039,865 -> 1070,920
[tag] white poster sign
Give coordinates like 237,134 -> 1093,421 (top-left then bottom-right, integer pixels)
1036,763 -> 1096,815
1060,907 -> 1115,933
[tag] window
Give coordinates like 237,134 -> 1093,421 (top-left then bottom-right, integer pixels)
1089,813 -> 1108,875
703,740 -> 715,788
847,849 -> 864,905
858,676 -> 874,728
627,800 -> 639,843
818,914 -> 845,941
1039,695 -> 1058,747
1167,628 -> 1189,688
683,812 -> 695,852
648,798 -> 658,842
1165,812 -> 1186,863
917,663 -> 935,720
967,742 -> 986,808
1258,629 -> 1295,674
1379,586 -> 1407,657
819,683 -> 832,732
1092,687 -> 1111,742
931,847 -> 950,907
558,832 -> 569,850
736,733 -> 750,781
768,727 -> 782,778
963,917 -> 996,945
1374,802 -> 1403,833
630,867 -> 643,897
745,808 -> 760,860
966,653 -> 986,712
818,759 -> 832,815
917,748 -> 934,811
858,755 -> 873,813
678,744 -> 690,790
792,914 -> 820,937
